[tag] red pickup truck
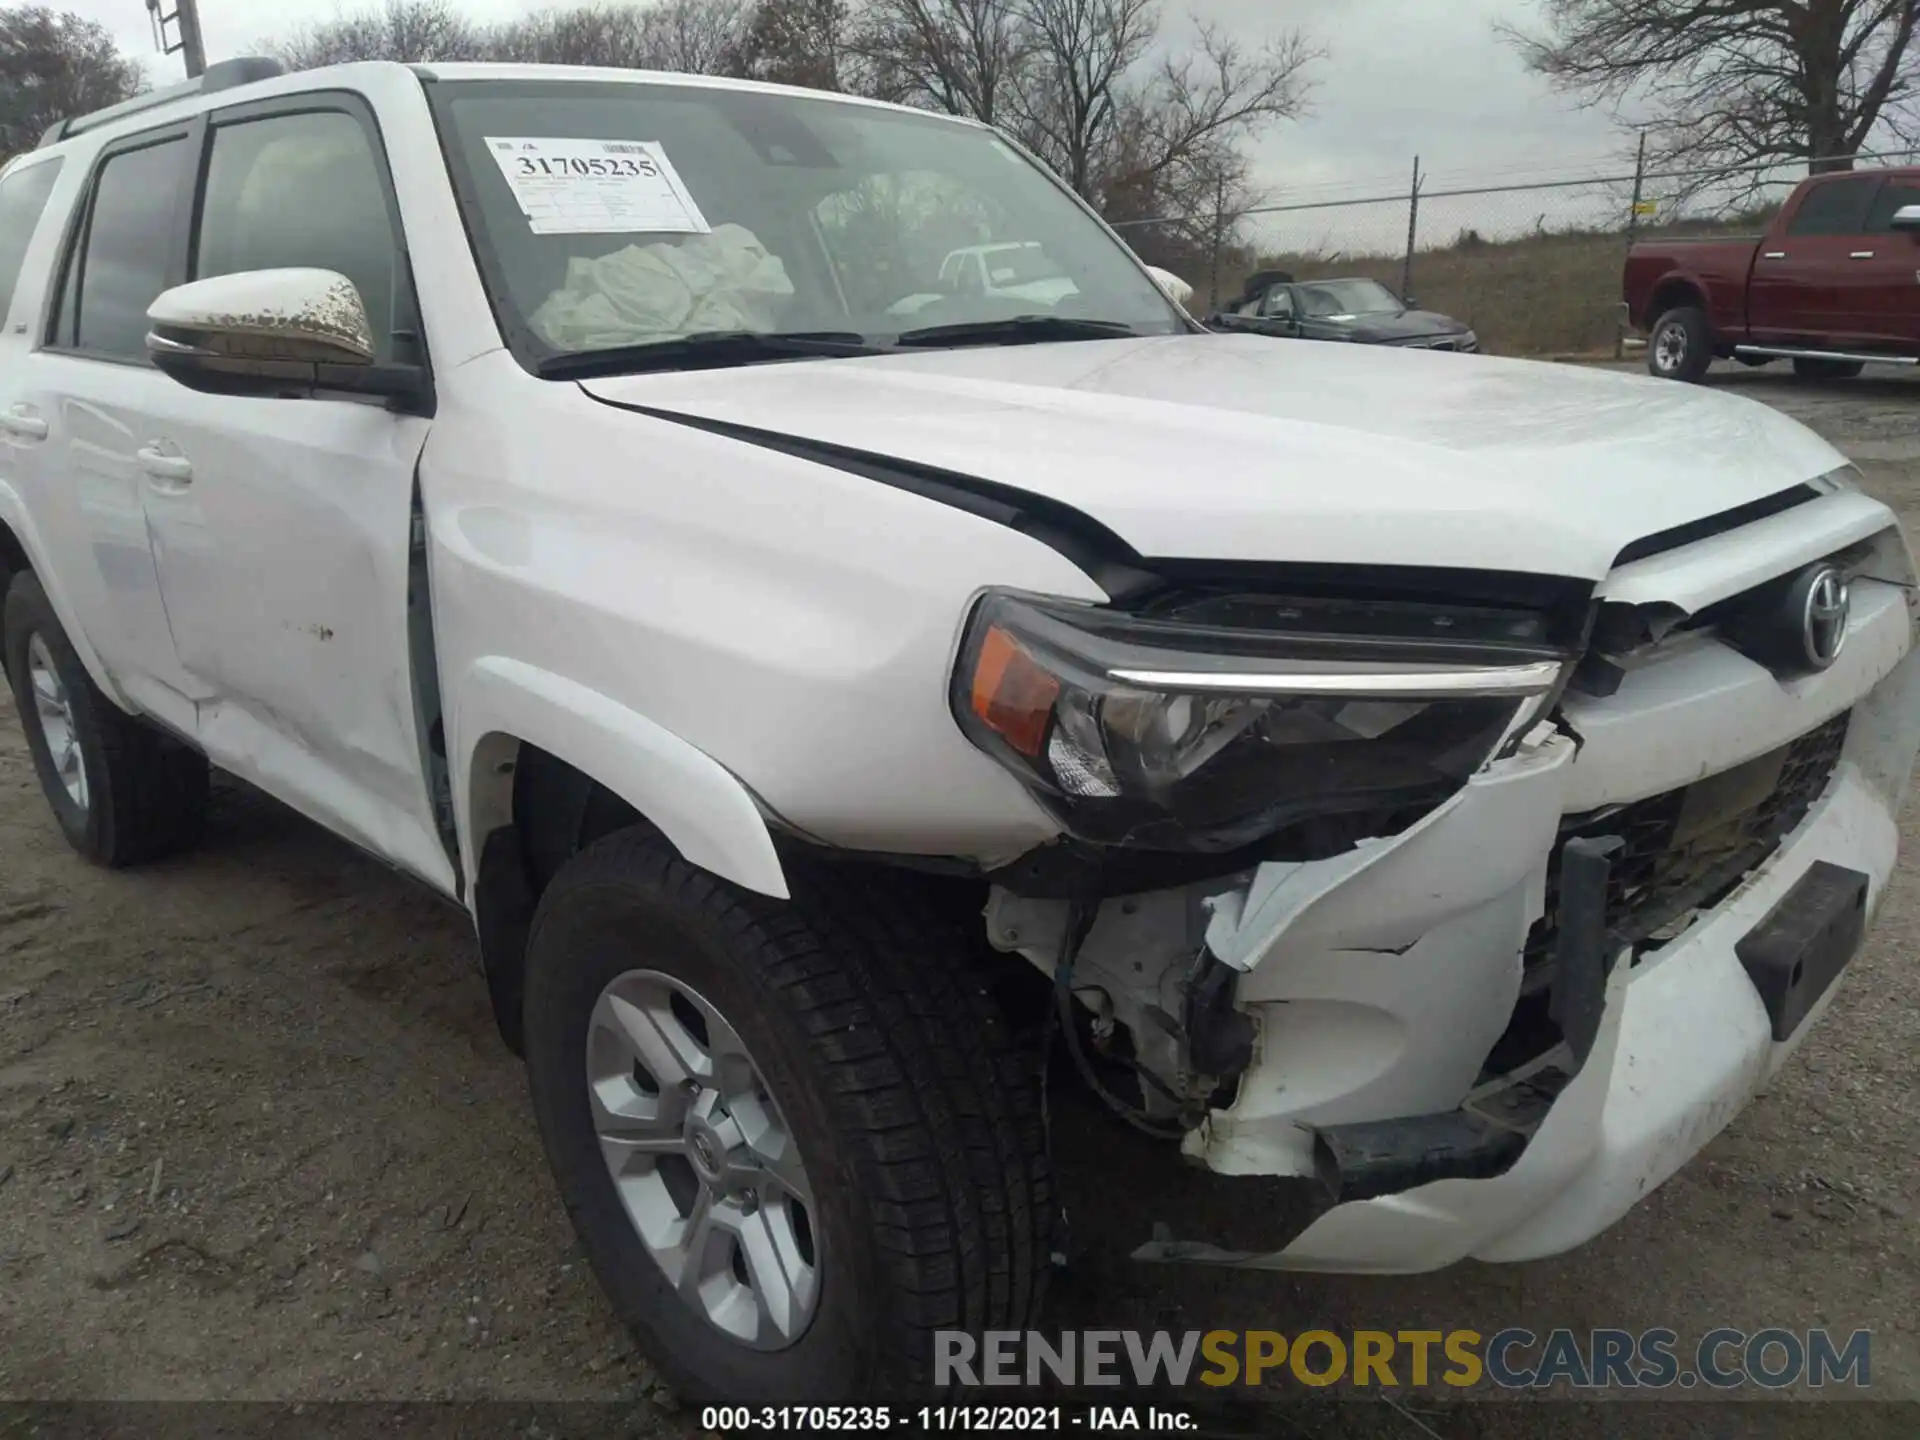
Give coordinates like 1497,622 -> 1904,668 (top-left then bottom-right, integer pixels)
1624,166 -> 1920,382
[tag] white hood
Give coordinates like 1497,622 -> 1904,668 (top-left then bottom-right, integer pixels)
578,334 -> 1846,581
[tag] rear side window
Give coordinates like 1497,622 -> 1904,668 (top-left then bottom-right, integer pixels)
1867,180 -> 1920,232
0,159 -> 64,322
194,110 -> 405,361
50,136 -> 189,359
1787,178 -> 1877,236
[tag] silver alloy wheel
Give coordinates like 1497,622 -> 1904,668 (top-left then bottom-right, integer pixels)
587,969 -> 820,1350
1654,321 -> 1687,374
26,635 -> 87,810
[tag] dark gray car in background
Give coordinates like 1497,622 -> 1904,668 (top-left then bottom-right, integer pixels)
1211,273 -> 1479,352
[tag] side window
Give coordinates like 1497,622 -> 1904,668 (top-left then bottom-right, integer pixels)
52,137 -> 188,358
1260,287 -> 1294,319
0,159 -> 65,323
195,110 -> 405,360
1866,180 -> 1920,233
1787,178 -> 1877,237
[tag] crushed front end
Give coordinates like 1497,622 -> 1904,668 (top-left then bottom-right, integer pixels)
958,480 -> 1920,1272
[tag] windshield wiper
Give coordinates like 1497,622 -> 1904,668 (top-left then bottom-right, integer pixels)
893,315 -> 1143,349
536,329 -> 886,379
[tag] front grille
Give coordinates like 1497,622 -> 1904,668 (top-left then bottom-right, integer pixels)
1521,711 -> 1851,990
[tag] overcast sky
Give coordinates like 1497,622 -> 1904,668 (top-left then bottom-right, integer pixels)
77,0 -> 1631,200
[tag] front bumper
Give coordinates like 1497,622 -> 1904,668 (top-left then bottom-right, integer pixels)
1173,578 -> 1920,1273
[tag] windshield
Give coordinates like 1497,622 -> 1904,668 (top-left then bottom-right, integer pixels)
1294,279 -> 1403,318
428,79 -> 1183,370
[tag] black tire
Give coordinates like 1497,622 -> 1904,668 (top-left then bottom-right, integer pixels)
521,829 -> 1051,1403
3,571 -> 208,866
1647,305 -> 1713,382
1793,357 -> 1865,381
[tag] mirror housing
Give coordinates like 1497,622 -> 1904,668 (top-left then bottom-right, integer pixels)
145,268 -> 426,408
1144,264 -> 1194,307
1892,204 -> 1920,234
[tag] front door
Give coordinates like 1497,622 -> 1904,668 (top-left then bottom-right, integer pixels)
1748,175 -> 1880,347
1853,177 -> 1920,351
138,98 -> 450,889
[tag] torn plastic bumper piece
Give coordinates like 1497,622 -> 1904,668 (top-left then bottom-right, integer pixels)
1547,833 -> 1626,1066
1311,1110 -> 1528,1205
1309,831 -> 1624,1207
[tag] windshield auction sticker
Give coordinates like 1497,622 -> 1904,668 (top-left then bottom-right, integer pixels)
483,137 -> 712,236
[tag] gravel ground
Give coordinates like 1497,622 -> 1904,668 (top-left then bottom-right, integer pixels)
1,361 -> 1917,1437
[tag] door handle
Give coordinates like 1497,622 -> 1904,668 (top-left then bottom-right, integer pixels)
136,446 -> 194,485
0,409 -> 48,440
1762,251 -> 1788,259
1850,250 -> 1877,259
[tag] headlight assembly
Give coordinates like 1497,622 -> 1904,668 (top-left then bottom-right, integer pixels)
953,590 -> 1569,853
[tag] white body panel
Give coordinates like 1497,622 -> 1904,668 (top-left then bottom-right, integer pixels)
577,335 -> 1847,579
3,61 -> 1915,1280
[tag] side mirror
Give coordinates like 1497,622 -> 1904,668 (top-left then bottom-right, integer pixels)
1144,265 -> 1194,307
146,268 -> 424,406
1892,204 -> 1920,233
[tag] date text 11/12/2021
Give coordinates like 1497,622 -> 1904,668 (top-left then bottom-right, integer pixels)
701,1406 -> 1198,1432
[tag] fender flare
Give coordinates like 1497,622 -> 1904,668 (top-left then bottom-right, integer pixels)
458,655 -> 789,900
1645,270 -> 1711,328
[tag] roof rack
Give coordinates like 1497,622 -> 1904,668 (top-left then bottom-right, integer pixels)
37,56 -> 287,149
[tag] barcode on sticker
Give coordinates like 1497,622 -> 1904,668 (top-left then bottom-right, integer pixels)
601,143 -> 650,154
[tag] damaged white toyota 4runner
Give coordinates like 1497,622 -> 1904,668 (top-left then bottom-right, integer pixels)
3,60 -> 1917,1401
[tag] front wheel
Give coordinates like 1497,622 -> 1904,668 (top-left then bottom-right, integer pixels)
521,831 -> 1052,1402
1647,305 -> 1713,382
1793,357 -> 1865,381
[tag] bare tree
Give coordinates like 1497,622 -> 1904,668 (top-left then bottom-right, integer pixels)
1,5 -> 143,153
1010,0 -> 1157,195
738,0 -> 850,88
853,0 -> 1028,121
1503,0 -> 1920,182
1015,4 -> 1315,231
492,0 -> 752,73
849,0 -> 1314,218
270,0 -> 486,70
638,0 -> 755,71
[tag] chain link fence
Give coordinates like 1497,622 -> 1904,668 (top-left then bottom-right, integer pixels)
1114,146 -> 1920,358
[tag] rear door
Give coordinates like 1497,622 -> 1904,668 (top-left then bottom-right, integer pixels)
1748,176 -> 1879,345
13,123 -> 213,735
0,156 -> 70,537
1854,177 -> 1920,350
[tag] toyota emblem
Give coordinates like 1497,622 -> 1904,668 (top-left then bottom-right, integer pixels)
1802,566 -> 1850,670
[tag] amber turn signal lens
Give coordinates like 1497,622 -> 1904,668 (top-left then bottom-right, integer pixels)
970,625 -> 1060,757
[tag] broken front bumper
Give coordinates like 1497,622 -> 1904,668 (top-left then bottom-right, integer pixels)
1180,578 -> 1920,1273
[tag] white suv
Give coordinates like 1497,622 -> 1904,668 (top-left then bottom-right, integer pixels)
2,58 -> 1916,1402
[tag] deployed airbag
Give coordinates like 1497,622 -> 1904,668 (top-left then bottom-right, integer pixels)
531,224 -> 794,350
